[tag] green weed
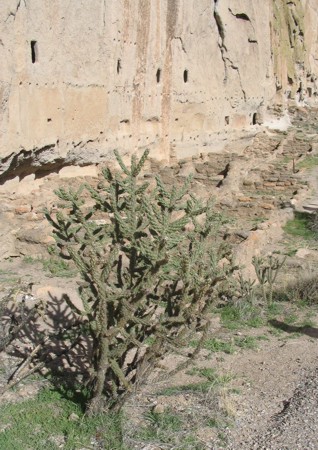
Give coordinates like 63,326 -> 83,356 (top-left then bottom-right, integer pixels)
234,336 -> 257,350
217,431 -> 228,446
187,367 -> 233,385
230,388 -> 241,394
23,256 -> 39,264
275,155 -> 293,166
220,304 -> 265,330
205,416 -> 232,430
41,258 -> 77,278
284,313 -> 298,324
256,335 -> 270,341
0,269 -> 19,284
283,212 -> 316,240
267,302 -> 284,316
144,336 -> 156,345
246,316 -> 265,328
159,381 -> 215,395
159,368 -> 232,396
136,410 -> 205,449
268,326 -> 284,337
138,366 -> 234,448
285,247 -> 298,257
250,216 -> 267,228
143,410 -> 183,432
0,387 -> 125,450
219,304 -> 242,328
297,155 -> 318,170
202,338 -> 235,354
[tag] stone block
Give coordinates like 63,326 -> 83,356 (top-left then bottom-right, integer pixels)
263,182 -> 276,187
260,203 -> 274,210
15,205 -> 31,215
274,186 -> 286,191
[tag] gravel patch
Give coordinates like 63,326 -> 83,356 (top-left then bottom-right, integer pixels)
233,366 -> 318,449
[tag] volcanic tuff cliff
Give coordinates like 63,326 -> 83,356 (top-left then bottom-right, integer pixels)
0,0 -> 318,182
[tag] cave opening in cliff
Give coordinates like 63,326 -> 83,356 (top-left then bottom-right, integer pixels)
225,116 -> 230,125
156,68 -> 161,83
183,69 -> 188,83
31,41 -> 38,63
252,113 -> 257,125
117,59 -> 121,74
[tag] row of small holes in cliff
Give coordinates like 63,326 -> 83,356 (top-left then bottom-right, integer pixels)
30,42 -> 189,84
119,61 -> 189,84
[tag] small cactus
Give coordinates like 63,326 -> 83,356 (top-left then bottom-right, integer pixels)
252,254 -> 286,305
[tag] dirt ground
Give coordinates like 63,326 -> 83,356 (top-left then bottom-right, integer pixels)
2,256 -> 318,450
125,309 -> 318,449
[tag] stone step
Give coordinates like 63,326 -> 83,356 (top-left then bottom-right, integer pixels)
302,203 -> 318,212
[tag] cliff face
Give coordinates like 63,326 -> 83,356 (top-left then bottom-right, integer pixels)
0,0 -> 317,181
272,0 -> 318,101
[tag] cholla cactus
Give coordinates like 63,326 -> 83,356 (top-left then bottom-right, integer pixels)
45,149 -> 231,414
237,272 -> 256,305
252,254 -> 286,305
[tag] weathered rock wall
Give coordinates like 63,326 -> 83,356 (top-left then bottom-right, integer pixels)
271,0 -> 318,103
0,0 -> 317,182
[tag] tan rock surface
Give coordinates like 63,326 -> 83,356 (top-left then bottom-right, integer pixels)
0,0 -> 318,181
